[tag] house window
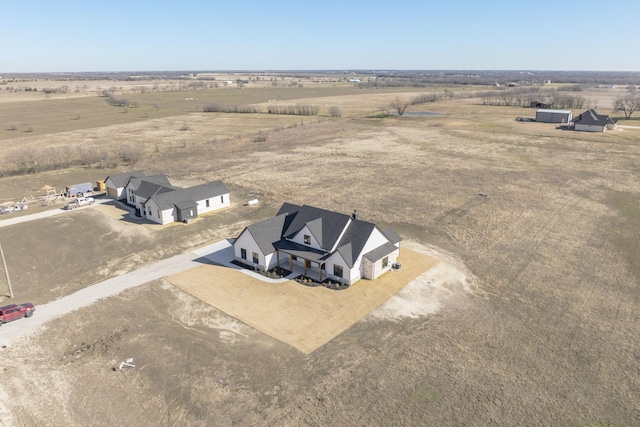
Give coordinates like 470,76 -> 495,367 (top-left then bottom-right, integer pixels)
220,195 -> 224,203
333,265 -> 343,278
148,208 -> 152,216
292,255 -> 297,261
252,252 -> 259,264
304,235 -> 311,245
382,256 -> 389,269
305,259 -> 311,268
206,199 -> 210,208
241,248 -> 247,260
157,210 -> 160,219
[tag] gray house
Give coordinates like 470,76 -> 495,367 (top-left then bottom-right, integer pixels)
572,109 -> 617,132
535,109 -> 573,124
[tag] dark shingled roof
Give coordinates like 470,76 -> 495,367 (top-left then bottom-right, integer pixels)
334,219 -> 376,267
174,200 -> 198,210
274,239 -> 328,263
183,181 -> 229,201
243,203 -> 397,269
573,109 -> 617,126
383,228 -> 402,244
134,181 -> 177,199
128,173 -> 172,192
105,170 -> 144,188
244,214 -> 291,255
364,242 -> 398,262
143,180 -> 229,211
281,205 -> 352,252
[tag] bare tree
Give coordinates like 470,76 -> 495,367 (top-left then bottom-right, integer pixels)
328,106 -> 342,117
391,97 -> 410,115
613,95 -> 640,119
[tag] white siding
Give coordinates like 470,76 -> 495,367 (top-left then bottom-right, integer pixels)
353,228 -> 392,277
104,177 -> 125,200
196,192 -> 230,215
144,199 -> 174,224
324,252 -> 351,284
290,225 -> 322,250
234,229 -> 271,270
366,248 -> 399,280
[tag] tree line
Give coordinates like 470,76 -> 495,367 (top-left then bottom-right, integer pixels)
203,103 -> 321,116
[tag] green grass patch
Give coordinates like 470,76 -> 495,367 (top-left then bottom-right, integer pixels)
411,384 -> 440,402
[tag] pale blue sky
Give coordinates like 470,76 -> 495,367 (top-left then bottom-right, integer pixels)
1,0 -> 639,72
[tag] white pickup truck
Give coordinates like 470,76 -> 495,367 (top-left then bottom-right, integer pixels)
64,197 -> 95,210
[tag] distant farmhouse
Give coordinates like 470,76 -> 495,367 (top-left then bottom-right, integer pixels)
104,171 -> 229,224
536,109 -> 573,124
572,109 -> 618,132
233,203 -> 402,286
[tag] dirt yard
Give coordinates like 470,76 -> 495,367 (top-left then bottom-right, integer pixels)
167,248 -> 438,354
0,82 -> 639,426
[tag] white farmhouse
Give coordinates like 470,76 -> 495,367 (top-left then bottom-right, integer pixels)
111,171 -> 230,224
233,203 -> 402,286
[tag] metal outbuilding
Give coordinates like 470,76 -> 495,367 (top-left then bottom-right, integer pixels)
535,109 -> 573,124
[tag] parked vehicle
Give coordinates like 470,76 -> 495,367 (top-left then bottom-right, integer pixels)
64,197 -> 95,210
65,182 -> 93,197
0,303 -> 35,326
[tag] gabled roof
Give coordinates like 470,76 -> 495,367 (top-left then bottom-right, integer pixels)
105,170 -> 144,188
134,180 -> 177,199
128,173 -> 172,192
144,180 -> 229,211
334,220 -> 376,267
244,214 -> 291,255
280,204 -> 352,252
249,203 -> 396,269
574,109 -> 617,126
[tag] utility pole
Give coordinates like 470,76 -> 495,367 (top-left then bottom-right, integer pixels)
0,241 -> 13,298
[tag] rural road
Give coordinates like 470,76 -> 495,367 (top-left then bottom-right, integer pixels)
0,239 -> 235,347
0,198 -> 110,229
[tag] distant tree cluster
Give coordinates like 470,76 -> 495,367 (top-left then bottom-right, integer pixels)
267,104 -> 319,116
101,89 -> 132,107
478,88 -> 585,109
42,86 -> 69,94
203,103 -> 260,113
1,143 -> 142,177
203,103 -> 320,116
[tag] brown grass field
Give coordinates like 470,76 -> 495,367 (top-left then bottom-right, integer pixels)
0,78 -> 639,426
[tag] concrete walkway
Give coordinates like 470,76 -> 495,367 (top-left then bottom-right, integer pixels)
0,239 -> 234,346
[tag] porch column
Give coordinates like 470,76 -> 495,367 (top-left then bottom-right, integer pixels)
303,260 -> 307,276
318,263 -> 323,282
276,250 -> 280,268
289,255 -> 292,271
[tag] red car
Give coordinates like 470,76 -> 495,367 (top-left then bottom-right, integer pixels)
0,303 -> 35,326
